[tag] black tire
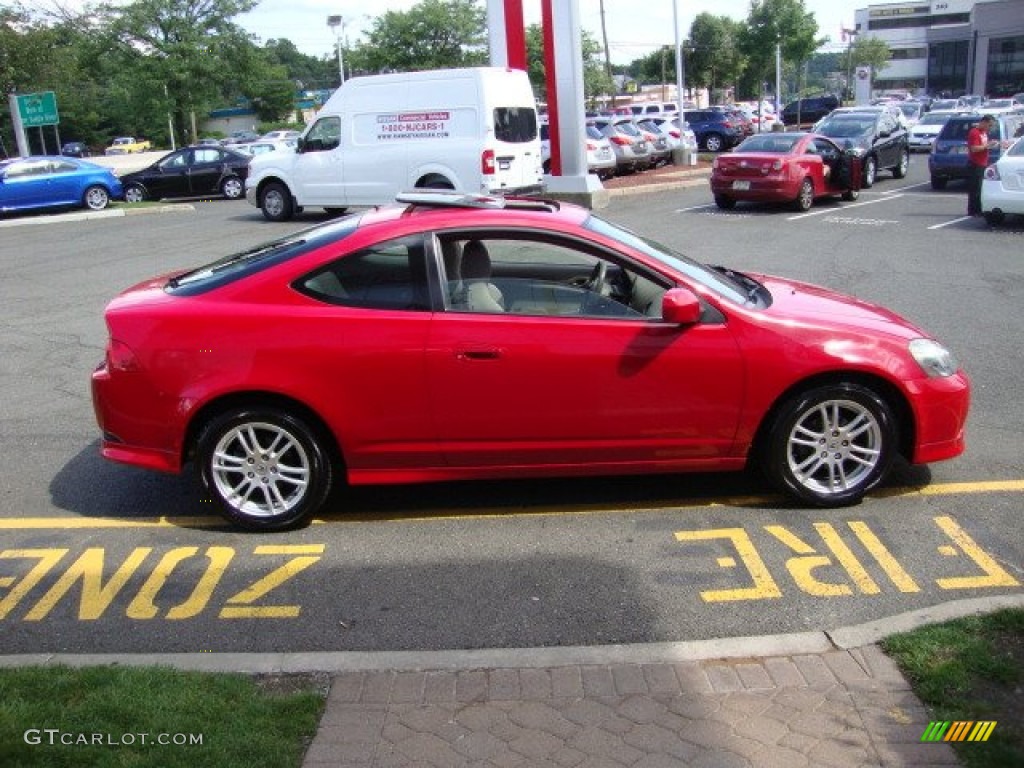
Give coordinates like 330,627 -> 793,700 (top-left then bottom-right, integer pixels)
760,383 -> 897,507
83,185 -> 110,211
984,210 -> 1005,225
220,176 -> 244,199
841,187 -> 860,201
862,156 -> 877,188
703,133 -> 724,152
714,195 -> 736,210
324,207 -> 348,216
196,407 -> 333,530
259,182 -> 294,222
930,175 -> 947,190
793,178 -> 814,211
892,149 -> 909,179
419,177 -> 455,190
124,183 -> 147,204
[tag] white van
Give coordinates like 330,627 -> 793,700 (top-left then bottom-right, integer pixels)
245,67 -> 544,221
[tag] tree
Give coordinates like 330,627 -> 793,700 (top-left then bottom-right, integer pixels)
849,36 -> 891,83
345,0 -> 486,75
524,23 -> 613,107
687,14 -> 745,101
99,0 -> 261,141
738,0 -> 825,101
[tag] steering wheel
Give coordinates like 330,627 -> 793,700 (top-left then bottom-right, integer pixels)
585,260 -> 608,294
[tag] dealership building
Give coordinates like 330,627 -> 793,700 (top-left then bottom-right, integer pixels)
853,0 -> 1024,95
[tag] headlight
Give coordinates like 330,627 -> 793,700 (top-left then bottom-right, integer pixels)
909,338 -> 957,378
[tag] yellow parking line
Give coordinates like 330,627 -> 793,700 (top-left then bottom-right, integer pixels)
0,479 -> 1021,530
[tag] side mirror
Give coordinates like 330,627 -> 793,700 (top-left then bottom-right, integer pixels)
661,287 -> 702,325
295,137 -> 306,153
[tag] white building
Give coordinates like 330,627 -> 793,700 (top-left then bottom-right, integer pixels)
853,0 -> 1024,96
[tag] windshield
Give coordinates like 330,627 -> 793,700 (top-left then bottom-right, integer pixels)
818,118 -> 874,138
920,113 -> 950,126
735,135 -> 799,153
1008,138 -> 1024,157
583,215 -> 751,305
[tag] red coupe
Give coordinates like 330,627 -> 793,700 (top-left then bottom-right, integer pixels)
92,191 -> 969,530
710,132 -> 862,211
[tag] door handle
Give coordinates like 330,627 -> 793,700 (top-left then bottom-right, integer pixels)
455,347 -> 502,361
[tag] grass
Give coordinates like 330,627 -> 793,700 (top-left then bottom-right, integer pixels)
0,666 -> 326,768
882,608 -> 1024,768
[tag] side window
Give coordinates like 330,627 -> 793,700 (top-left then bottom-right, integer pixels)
304,116 -> 341,152
160,152 -> 188,170
297,235 -> 429,310
438,234 -> 665,320
193,148 -> 221,164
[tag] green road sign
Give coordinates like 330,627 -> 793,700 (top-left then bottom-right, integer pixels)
16,92 -> 59,127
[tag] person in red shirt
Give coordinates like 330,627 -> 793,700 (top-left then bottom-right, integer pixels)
966,114 -> 997,216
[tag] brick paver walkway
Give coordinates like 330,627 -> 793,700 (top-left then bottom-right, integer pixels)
302,646 -> 960,767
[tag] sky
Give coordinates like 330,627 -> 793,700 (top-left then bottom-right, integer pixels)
236,0 -> 865,65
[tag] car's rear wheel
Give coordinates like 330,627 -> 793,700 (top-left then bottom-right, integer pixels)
124,183 -> 147,203
862,156 -> 877,188
794,178 -> 814,211
930,175 -> 947,190
260,182 -> 294,222
418,176 -> 455,190
714,194 -> 736,209
196,407 -> 333,530
892,149 -> 909,179
761,383 -> 896,507
83,185 -> 110,211
703,133 -> 724,152
221,176 -> 244,199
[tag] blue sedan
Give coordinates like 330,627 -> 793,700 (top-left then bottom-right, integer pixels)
0,156 -> 123,215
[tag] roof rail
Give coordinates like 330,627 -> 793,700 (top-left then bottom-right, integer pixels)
395,190 -> 506,209
395,189 -> 561,213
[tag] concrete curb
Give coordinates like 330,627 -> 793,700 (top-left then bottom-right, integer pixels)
0,204 -> 194,229
1,595 -> 1019,674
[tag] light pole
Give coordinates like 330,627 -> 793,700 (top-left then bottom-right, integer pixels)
327,15 -> 345,87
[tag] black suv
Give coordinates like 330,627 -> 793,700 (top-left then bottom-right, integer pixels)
781,95 -> 839,126
815,110 -> 910,187
680,110 -> 746,152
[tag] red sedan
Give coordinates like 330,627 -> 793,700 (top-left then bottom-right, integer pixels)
710,132 -> 861,211
92,191 -> 969,530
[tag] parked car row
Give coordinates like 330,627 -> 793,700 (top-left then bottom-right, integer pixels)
0,144 -> 254,216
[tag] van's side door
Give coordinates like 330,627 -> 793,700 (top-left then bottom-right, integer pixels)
295,116 -> 346,206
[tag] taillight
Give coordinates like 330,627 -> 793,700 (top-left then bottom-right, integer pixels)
107,339 -> 140,372
669,130 -> 680,138
984,165 -> 1000,181
585,142 -> 597,150
481,149 -> 495,175
610,135 -> 631,146
722,121 -> 732,128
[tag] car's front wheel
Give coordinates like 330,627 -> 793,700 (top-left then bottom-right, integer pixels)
892,149 -> 909,179
221,176 -> 244,199
862,156 -> 877,188
761,383 -> 897,507
196,407 -> 333,530
259,182 -> 294,222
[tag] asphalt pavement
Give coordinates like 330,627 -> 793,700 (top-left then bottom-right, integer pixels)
2,163 -> 1020,767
